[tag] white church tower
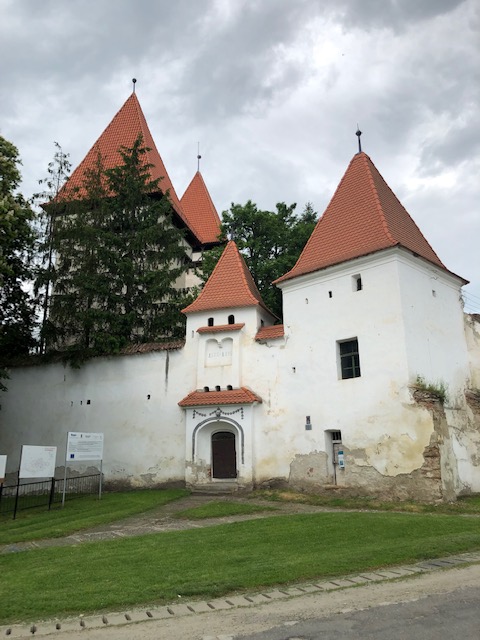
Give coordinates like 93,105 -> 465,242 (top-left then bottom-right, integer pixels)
273,149 -> 470,500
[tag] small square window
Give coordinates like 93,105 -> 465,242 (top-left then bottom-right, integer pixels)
338,338 -> 361,379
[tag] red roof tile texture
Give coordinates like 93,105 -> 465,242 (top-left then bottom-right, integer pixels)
60,93 -> 186,223
255,325 -> 285,341
275,152 -> 446,284
197,323 -> 245,333
178,387 -> 262,407
183,241 -> 272,314
180,171 -> 222,245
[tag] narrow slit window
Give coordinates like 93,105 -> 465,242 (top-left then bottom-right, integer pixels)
208,317 -> 214,327
352,274 -> 362,291
228,314 -> 235,325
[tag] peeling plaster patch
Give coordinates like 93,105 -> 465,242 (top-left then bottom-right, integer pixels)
289,451 -> 329,488
366,431 -> 429,476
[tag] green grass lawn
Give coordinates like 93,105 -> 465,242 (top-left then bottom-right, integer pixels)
1,510 -> 480,623
0,488 -> 189,544
175,501 -> 277,519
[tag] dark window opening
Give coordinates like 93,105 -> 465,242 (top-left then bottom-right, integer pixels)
352,274 -> 362,291
204,386 -> 210,392
208,317 -> 214,327
328,291 -> 333,298
228,314 -> 235,325
227,385 -> 233,390
339,339 -> 361,379
215,385 -> 221,391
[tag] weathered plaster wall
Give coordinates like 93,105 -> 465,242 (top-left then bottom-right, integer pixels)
1,259 -> 478,500
0,349 -> 193,487
465,315 -> 480,390
398,255 -> 469,399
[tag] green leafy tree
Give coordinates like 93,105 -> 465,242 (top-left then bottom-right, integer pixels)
202,200 -> 317,318
46,135 -> 190,364
0,136 -> 37,388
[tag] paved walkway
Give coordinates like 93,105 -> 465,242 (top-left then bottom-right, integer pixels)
1,494 -> 341,554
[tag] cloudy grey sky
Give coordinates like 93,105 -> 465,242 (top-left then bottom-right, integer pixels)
1,0 -> 479,311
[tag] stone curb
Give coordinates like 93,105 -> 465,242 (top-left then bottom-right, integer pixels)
2,551 -> 480,638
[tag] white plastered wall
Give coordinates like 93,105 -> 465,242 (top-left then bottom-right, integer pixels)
0,349 -> 194,486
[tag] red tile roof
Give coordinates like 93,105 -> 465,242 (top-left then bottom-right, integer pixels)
60,93 -> 187,224
180,171 -> 222,246
197,323 -> 245,333
275,152 -> 448,284
182,241 -> 273,315
255,325 -> 285,341
178,386 -> 262,407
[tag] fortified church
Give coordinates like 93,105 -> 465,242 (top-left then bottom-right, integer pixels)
2,92 -> 480,501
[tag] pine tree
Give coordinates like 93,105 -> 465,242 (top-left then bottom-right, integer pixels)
34,142 -> 72,354
46,135 -> 189,364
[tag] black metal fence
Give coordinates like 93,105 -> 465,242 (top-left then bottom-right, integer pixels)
0,473 -> 101,519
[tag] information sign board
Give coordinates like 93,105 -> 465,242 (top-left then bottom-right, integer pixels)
66,432 -> 104,461
19,446 -> 57,478
0,455 -> 6,482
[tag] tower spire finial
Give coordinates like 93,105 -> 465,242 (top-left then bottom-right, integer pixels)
197,142 -> 202,172
356,125 -> 362,153
132,78 -> 137,94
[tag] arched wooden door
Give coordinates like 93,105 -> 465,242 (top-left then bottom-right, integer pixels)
211,431 -> 237,479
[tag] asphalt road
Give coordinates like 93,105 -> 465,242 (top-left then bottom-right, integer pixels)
236,583 -> 480,640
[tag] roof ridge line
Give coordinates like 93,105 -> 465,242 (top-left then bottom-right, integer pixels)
363,154 -> 397,247
235,244 -> 263,306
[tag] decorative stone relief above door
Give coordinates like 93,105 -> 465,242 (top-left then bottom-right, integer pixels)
205,337 -> 233,367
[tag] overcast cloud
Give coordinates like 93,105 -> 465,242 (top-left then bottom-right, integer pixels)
1,0 -> 479,311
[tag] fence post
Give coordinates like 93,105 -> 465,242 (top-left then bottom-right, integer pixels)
13,480 -> 20,520
48,477 -> 55,511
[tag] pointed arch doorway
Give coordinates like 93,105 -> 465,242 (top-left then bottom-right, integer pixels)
211,431 -> 237,479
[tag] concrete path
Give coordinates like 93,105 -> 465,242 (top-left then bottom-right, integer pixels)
0,493 -> 342,554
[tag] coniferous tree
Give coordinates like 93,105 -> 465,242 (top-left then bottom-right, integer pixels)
46,135 -> 189,364
34,142 -> 72,354
0,136 -> 37,388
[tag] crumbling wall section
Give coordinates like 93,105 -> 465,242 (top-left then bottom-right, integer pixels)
287,438 -> 444,501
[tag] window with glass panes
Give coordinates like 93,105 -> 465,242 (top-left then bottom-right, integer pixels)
339,338 -> 361,379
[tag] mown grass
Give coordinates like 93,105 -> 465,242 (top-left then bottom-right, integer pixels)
175,500 -> 277,519
1,510 -> 480,623
0,489 -> 189,544
252,490 -> 480,514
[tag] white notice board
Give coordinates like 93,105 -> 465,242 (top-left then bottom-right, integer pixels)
0,455 -> 7,482
19,446 -> 57,478
66,432 -> 104,462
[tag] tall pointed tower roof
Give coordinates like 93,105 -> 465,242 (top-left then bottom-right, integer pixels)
180,171 -> 222,246
183,241 -> 272,314
61,92 -> 186,222
275,152 -> 452,284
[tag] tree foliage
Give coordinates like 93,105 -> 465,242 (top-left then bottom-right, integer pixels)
202,201 -> 317,318
0,136 -> 37,388
41,135 -> 190,365
34,142 -> 72,355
